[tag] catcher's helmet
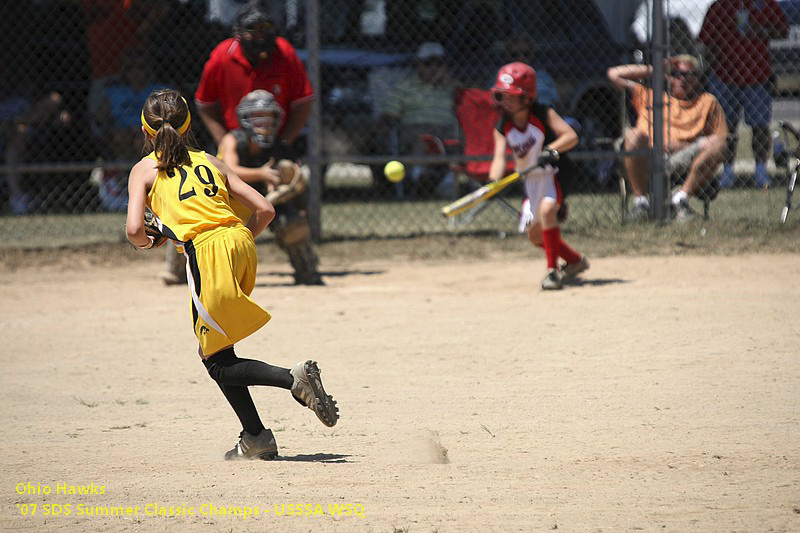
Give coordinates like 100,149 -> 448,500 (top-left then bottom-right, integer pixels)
237,90 -> 284,148
491,62 -> 537,101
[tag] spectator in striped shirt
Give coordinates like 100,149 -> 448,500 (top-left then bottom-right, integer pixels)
376,42 -> 461,198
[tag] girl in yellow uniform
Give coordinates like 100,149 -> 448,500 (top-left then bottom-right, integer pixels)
125,89 -> 338,460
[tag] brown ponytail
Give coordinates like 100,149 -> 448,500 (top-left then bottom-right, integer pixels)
141,89 -> 196,172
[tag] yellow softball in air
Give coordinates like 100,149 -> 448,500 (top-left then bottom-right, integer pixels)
384,160 -> 405,183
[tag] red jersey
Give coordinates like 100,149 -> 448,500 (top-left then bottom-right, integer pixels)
195,37 -> 314,133
699,0 -> 788,85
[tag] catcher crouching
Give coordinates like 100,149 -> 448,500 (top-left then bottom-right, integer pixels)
161,90 -> 323,286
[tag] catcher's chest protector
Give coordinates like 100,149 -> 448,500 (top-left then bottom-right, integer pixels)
233,129 -> 294,168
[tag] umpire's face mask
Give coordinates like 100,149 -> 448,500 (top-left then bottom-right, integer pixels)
239,28 -> 276,61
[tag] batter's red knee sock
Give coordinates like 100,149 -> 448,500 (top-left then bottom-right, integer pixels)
541,227 -> 560,270
558,237 -> 581,264
536,229 -> 581,266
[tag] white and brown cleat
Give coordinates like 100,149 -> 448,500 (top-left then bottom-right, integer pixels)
290,360 -> 340,427
224,428 -> 278,460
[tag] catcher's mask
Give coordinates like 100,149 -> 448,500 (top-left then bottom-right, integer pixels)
237,90 -> 284,148
234,3 -> 277,58
491,62 -> 538,102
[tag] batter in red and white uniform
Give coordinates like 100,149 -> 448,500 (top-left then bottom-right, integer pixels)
488,62 -> 590,290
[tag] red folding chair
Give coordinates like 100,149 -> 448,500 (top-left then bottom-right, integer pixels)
420,88 -> 519,225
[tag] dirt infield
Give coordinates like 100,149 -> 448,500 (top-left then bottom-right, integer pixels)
2,250 -> 799,532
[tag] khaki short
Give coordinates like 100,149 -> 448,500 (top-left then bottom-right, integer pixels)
666,137 -> 705,178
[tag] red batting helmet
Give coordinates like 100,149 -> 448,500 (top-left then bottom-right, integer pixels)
491,62 -> 537,101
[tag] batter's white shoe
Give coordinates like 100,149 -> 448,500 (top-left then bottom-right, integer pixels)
541,268 -> 563,290
290,360 -> 339,427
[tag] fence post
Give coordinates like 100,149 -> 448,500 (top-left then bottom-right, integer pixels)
650,0 -> 667,221
305,0 -> 322,241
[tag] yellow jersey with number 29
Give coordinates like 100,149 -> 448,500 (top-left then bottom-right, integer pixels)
145,148 -> 270,357
146,148 -> 242,243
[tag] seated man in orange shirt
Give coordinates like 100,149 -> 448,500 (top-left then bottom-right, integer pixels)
608,55 -> 728,221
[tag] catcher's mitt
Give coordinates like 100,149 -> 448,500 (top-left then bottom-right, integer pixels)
266,159 -> 307,205
142,207 -> 168,249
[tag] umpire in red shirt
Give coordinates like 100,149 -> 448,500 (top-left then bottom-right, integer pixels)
156,1 -> 314,287
699,0 -> 788,188
195,1 -> 314,149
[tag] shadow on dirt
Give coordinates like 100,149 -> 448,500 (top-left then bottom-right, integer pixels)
255,269 -> 385,287
274,453 -> 351,463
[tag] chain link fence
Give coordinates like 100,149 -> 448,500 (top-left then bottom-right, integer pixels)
1,0 -> 798,247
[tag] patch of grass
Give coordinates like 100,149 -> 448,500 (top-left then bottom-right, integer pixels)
1,188 -> 796,264
72,396 -> 98,408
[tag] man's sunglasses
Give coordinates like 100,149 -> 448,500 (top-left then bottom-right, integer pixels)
670,70 -> 698,79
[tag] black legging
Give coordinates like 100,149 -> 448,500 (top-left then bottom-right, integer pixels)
203,347 -> 293,436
